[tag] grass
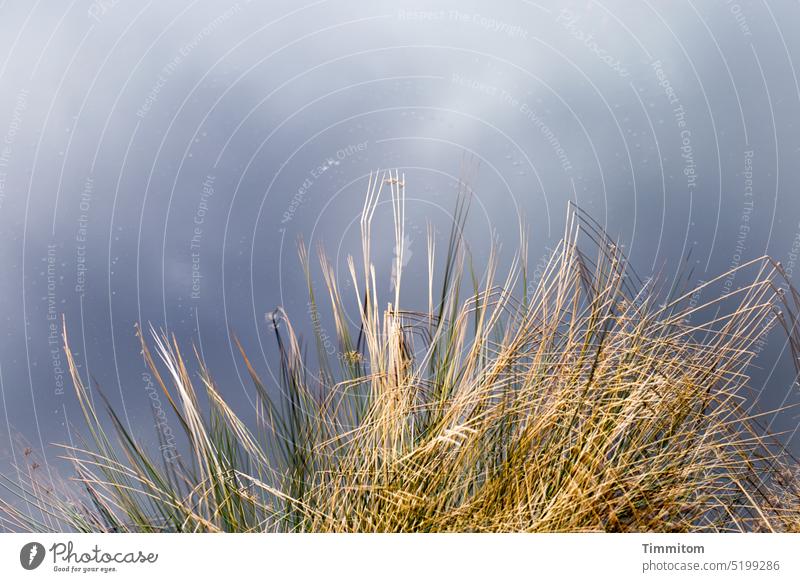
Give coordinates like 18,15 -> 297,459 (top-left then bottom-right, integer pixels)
2,170 -> 800,532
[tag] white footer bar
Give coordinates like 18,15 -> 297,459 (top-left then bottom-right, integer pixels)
1,533 -> 797,581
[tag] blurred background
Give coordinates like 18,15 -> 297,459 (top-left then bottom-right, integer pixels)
1,0 -> 799,496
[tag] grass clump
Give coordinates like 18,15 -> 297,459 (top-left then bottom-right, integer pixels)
2,170 -> 800,532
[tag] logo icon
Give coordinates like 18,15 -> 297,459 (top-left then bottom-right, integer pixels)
20,542 -> 46,570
